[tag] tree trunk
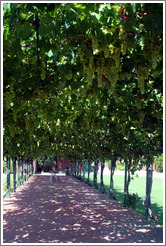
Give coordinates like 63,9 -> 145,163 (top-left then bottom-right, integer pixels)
27,160 -> 29,180
79,162 -> 82,180
32,160 -> 34,175
21,158 -> 24,185
18,157 -> 21,188
56,157 -> 59,171
109,157 -> 117,199
25,160 -> 27,182
71,162 -> 73,175
74,162 -> 77,177
13,157 -> 17,192
6,155 -> 8,190
93,160 -> 98,189
100,160 -> 105,193
123,159 -> 128,206
77,161 -> 79,177
83,161 -> 85,183
6,156 -> 8,179
144,162 -> 158,220
87,162 -> 91,185
126,159 -> 132,198
7,155 -> 11,198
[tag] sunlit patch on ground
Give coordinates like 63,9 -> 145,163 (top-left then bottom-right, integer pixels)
3,175 -> 163,243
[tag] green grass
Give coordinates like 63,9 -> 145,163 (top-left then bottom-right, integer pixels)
82,172 -> 163,225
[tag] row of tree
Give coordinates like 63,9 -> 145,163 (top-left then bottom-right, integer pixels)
3,156 -> 34,198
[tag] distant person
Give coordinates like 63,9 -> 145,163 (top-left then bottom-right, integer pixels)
50,166 -> 58,182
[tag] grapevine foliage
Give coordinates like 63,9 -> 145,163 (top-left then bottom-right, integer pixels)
3,3 -> 163,164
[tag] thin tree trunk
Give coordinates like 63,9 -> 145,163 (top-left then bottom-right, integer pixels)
7,155 -> 11,198
18,157 -> 21,188
22,158 -> 24,185
109,157 -> 117,200
77,161 -> 79,177
100,160 -> 105,193
126,159 -> 132,198
56,157 -> 59,171
25,160 -> 27,181
93,160 -> 98,189
144,162 -> 158,220
13,157 -> 17,192
79,162 -> 82,180
87,162 -> 91,185
71,162 -> 73,175
6,155 -> 8,189
74,162 -> 76,176
83,161 -> 85,183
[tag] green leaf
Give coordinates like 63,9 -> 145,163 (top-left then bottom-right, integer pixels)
46,50 -> 53,57
39,24 -> 49,37
16,22 -> 32,39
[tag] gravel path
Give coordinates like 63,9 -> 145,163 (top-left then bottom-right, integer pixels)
3,175 -> 163,243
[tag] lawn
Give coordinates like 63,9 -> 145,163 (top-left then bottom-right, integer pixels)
83,172 -> 163,224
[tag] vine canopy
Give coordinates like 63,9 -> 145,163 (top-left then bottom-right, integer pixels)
3,3 -> 163,161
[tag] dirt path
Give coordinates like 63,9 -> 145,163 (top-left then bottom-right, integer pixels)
3,175 -> 163,243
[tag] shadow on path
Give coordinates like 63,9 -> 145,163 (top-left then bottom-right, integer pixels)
3,175 -> 163,243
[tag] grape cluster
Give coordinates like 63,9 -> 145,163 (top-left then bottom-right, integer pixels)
5,92 -> 14,110
13,109 -> 17,122
78,46 -> 85,62
66,70 -> 73,80
8,125 -> 15,138
119,26 -> 127,55
113,48 -> 121,67
25,116 -> 29,131
135,98 -> 142,110
146,37 -> 162,69
103,46 -> 110,58
78,34 -> 121,89
91,35 -> 100,55
136,66 -> 149,94
139,111 -> 145,125
151,52 -> 158,69
96,59 -> 103,87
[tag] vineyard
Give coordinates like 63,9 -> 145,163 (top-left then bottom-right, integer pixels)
3,2 -> 163,222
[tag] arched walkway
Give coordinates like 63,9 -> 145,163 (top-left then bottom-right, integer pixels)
3,175 -> 163,243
